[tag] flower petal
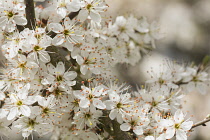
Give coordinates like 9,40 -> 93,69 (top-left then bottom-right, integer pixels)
120,123 -> 131,131
52,34 -> 65,45
8,107 -> 18,120
90,11 -> 101,23
133,126 -> 143,135
20,105 -> 31,117
77,9 -> 88,22
93,99 -> 106,109
14,15 -> 27,25
79,99 -> 90,108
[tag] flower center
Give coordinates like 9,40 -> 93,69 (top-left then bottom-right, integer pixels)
64,30 -> 70,35
117,102 -> 122,108
59,2 -> 66,7
7,11 -> 14,18
86,4 -> 92,11
15,38 -> 20,44
120,26 -> 126,32
56,75 -> 63,82
85,113 -> 91,119
34,45 -> 43,51
27,118 -> 38,128
131,120 -> 136,126
43,108 -> 49,114
107,47 -> 113,53
55,89 -> 62,96
72,99 -> 79,107
16,100 -> 23,106
192,76 -> 199,82
158,78 -> 165,85
88,94 -> 93,100
175,123 -> 180,129
151,101 -> 158,107
18,62 -> 27,68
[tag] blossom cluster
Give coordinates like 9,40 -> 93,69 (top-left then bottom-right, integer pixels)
0,0 -> 209,140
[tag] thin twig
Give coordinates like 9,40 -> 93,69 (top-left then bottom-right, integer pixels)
191,117 -> 210,130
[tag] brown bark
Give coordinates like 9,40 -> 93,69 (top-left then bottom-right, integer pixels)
24,0 -> 36,30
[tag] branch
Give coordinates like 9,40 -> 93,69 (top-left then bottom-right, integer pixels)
24,0 -> 36,30
68,11 -> 80,20
191,117 -> 210,130
99,110 -> 133,140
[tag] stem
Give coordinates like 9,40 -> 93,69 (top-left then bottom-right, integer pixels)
191,117 -> 210,130
99,110 -> 133,140
24,0 -> 36,30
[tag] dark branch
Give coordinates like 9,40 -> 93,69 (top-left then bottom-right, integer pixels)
24,0 -> 36,29
68,11 -> 80,20
99,110 -> 133,140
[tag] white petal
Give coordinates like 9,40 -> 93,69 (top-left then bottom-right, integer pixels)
174,109 -> 184,124
57,7 -> 67,18
104,100 -> 115,110
41,73 -> 55,85
197,82 -> 207,95
52,34 -> 65,45
73,90 -> 86,100
67,0 -> 81,12
120,123 -> 131,131
159,119 -> 174,127
76,55 -> 84,65
67,81 -> 76,86
0,16 -> 7,27
77,9 -> 88,22
109,109 -> 117,120
6,20 -> 16,32
64,17 -> 73,28
91,67 -> 100,74
48,23 -> 64,33
64,71 -> 77,80
92,86 -> 104,97
46,95 -> 55,107
63,41 -> 74,51
14,15 -> 27,25
79,99 -> 90,108
109,91 -> 120,102
7,107 -> 18,120
80,65 -> 88,75
56,62 -> 65,75
133,126 -> 143,135
22,131 -> 31,138
181,121 -> 193,131
145,136 -> 155,140
20,105 -> 31,117
39,50 -> 51,63
0,91 -> 5,100
176,129 -> 187,140
93,99 -> 106,109
90,11 -> 101,23
37,96 -> 45,106
165,127 -> 175,139
117,113 -> 123,124
26,61 -> 39,68
0,109 -> 9,119
47,63 -> 56,74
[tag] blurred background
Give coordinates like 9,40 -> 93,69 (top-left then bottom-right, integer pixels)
106,0 -> 210,140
